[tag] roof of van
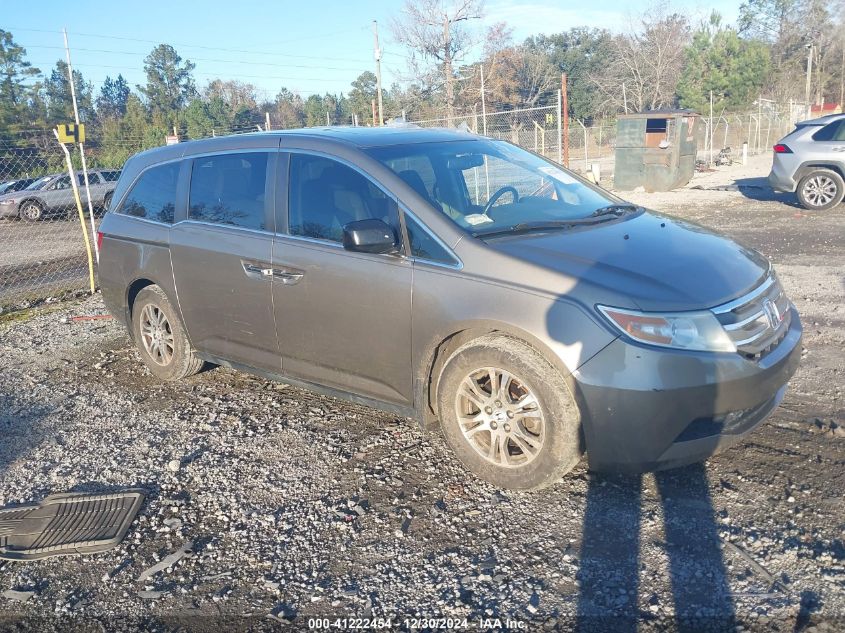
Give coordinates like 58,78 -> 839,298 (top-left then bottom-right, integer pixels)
267,125 -> 478,147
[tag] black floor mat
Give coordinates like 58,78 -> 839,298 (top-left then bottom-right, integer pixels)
0,491 -> 145,560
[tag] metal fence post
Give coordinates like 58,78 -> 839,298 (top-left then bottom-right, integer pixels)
556,89 -> 563,165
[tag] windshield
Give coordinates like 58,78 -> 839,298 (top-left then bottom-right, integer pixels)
24,176 -> 52,191
367,139 -> 621,235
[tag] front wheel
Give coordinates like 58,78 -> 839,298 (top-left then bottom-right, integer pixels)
796,169 -> 845,211
436,333 -> 583,490
19,201 -> 43,221
131,285 -> 204,381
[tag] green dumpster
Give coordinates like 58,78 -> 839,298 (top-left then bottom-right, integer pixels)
613,110 -> 700,192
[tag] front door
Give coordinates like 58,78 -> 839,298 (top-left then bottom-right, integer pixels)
170,148 -> 280,371
272,152 -> 413,405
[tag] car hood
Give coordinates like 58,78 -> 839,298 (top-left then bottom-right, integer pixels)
486,211 -> 770,311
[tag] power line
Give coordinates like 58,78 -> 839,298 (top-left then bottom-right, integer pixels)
7,26 -> 375,64
26,61 -> 367,87
24,45 -> 371,73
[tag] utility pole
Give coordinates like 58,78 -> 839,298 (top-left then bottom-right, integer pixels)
805,43 -> 814,117
371,99 -> 377,126
372,21 -> 384,126
480,64 -> 487,136
840,42 -> 844,110
265,111 -> 271,131
562,73 -> 569,168
444,15 -> 454,124
63,28 -> 98,263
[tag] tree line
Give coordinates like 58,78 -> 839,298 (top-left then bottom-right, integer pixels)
0,0 -> 843,172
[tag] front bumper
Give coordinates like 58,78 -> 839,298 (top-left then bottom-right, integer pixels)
0,203 -> 20,218
574,308 -> 802,473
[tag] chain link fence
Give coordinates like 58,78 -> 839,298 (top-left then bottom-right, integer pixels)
412,100 -> 810,176
0,131 -> 101,314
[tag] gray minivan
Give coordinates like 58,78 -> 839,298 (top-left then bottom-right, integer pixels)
98,128 -> 802,489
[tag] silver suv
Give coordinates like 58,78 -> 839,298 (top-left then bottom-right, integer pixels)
769,113 -> 845,210
0,169 -> 121,221
98,128 -> 802,490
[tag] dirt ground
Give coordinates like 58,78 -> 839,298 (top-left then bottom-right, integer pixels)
0,155 -> 843,632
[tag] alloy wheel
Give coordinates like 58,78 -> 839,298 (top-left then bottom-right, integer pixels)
454,367 -> 546,468
21,203 -> 41,220
802,175 -> 838,207
140,304 -> 175,366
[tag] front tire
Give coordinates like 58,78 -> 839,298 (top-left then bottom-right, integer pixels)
19,201 -> 43,221
436,334 -> 583,490
131,285 -> 203,381
796,169 -> 844,211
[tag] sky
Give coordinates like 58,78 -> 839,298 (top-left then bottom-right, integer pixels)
4,0 -> 742,102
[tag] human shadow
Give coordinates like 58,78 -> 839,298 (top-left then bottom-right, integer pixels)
573,465 -> 735,632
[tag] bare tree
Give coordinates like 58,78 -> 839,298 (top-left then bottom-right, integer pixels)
590,6 -> 690,113
390,0 -> 484,120
203,79 -> 259,114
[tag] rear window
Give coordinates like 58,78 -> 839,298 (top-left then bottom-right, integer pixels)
119,162 -> 179,223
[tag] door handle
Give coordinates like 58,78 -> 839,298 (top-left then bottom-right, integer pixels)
241,260 -> 273,279
272,269 -> 304,285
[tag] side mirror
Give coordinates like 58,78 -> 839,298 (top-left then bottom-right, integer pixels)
342,219 -> 400,255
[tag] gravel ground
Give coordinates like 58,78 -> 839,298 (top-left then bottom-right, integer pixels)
0,157 -> 843,632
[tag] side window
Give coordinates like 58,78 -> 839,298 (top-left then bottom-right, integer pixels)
52,176 -> 71,190
189,153 -> 268,231
404,213 -> 456,265
288,153 -> 400,243
119,162 -> 179,223
100,170 -> 122,182
84,173 -> 101,185
812,120 -> 845,142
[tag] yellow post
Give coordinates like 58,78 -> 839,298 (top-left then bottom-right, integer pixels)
53,128 -> 96,294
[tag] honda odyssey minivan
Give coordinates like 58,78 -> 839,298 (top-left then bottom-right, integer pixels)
98,127 -> 802,489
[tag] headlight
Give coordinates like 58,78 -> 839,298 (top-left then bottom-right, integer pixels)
597,305 -> 736,352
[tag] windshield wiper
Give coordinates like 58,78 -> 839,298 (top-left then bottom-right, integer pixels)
473,218 -> 603,238
589,203 -> 640,218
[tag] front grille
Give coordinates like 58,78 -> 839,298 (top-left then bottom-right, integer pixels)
712,273 -> 792,360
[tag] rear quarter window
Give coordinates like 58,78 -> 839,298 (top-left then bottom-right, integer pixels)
118,162 -> 179,223
812,120 -> 845,141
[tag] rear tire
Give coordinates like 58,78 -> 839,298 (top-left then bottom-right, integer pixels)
19,201 -> 43,221
436,333 -> 583,490
796,168 -> 844,211
102,192 -> 113,213
131,285 -> 203,381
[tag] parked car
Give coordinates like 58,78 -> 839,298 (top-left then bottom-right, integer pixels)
769,113 -> 845,210
0,177 -> 37,195
0,169 -> 120,221
98,128 -> 802,490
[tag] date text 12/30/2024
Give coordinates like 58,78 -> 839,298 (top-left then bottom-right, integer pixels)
307,617 -> 528,630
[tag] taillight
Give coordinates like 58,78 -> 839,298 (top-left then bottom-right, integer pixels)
773,144 -> 792,153
96,231 -> 103,252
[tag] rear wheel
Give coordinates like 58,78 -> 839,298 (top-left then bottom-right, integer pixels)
796,168 -> 845,211
19,201 -> 43,221
131,285 -> 203,381
437,333 -> 583,490
102,192 -> 113,213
